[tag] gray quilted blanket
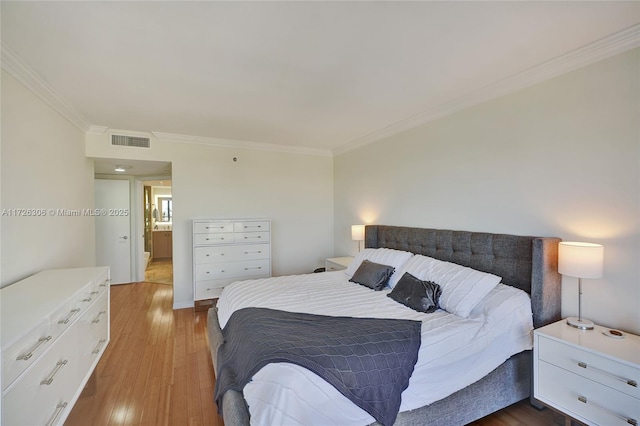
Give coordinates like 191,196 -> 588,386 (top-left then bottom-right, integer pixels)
214,307 -> 421,426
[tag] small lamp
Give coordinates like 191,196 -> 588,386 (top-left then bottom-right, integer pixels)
558,241 -> 604,330
351,225 -> 365,252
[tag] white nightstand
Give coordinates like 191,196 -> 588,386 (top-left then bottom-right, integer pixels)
534,320 -> 640,426
325,256 -> 354,272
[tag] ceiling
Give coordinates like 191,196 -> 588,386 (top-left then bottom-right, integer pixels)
2,2 -> 639,154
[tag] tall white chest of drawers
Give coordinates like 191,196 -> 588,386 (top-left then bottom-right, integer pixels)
193,219 -> 271,300
1,267 -> 110,426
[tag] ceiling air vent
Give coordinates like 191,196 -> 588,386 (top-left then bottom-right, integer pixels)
111,134 -> 151,148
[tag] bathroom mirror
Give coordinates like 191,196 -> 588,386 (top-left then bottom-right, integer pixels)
158,197 -> 172,222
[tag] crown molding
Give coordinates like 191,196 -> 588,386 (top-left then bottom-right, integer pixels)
153,131 -> 333,157
1,42 -> 92,132
333,24 -> 640,156
87,125 -> 109,135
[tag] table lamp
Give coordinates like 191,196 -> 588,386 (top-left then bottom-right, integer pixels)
351,225 -> 365,252
558,241 -> 604,330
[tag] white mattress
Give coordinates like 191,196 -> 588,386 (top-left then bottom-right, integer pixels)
217,271 -> 534,426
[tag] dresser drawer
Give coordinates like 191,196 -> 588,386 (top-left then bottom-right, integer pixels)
194,279 -> 232,300
2,326 -> 79,426
76,291 -> 109,374
195,244 -> 269,264
194,232 -> 234,246
196,259 -> 270,281
539,335 -> 640,399
2,320 -> 52,391
233,221 -> 270,232
538,361 -> 639,426
234,231 -> 270,244
193,222 -> 234,234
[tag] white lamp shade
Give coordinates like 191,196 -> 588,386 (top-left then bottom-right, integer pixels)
558,242 -> 604,279
351,225 -> 365,241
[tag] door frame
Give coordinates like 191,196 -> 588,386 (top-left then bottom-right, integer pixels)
134,175 -> 172,282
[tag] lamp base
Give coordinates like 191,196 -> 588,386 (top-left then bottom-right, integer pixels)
567,317 -> 595,330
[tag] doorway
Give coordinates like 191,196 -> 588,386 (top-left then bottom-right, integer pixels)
142,180 -> 173,285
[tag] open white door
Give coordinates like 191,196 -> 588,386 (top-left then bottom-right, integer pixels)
95,179 -> 132,284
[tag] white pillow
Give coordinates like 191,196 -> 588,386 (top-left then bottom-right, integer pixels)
396,254 -> 501,318
345,248 -> 413,288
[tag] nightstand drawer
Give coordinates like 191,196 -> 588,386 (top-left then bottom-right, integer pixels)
539,335 -> 640,399
538,361 -> 639,426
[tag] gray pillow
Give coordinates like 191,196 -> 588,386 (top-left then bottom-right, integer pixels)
387,272 -> 442,313
349,260 -> 395,290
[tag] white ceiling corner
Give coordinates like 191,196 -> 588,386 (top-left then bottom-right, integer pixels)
334,23 -> 640,156
1,42 -> 92,132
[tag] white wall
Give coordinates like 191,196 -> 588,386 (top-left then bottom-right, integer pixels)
1,70 -> 96,287
334,49 -> 640,334
86,134 -> 334,309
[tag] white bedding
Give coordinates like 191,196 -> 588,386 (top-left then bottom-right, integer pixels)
217,271 -> 534,426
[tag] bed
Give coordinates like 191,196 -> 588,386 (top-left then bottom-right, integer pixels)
207,225 -> 561,425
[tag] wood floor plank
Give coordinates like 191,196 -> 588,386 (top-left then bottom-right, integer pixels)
65,281 -> 565,426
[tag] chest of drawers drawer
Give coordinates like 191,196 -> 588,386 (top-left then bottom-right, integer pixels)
196,259 -> 271,281
194,232 -> 234,246
193,222 -> 234,234
195,243 -> 269,264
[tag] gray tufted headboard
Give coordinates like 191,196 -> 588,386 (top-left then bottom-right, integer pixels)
365,225 -> 561,328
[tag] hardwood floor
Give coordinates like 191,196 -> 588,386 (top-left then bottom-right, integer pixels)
66,282 -> 563,426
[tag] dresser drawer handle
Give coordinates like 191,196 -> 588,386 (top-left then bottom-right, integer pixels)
46,402 -> 68,426
16,335 -> 52,360
206,237 -> 224,241
81,297 -> 93,302
578,361 -> 638,387
244,225 -> 262,229
244,251 -> 262,254
92,339 -> 107,355
100,279 -> 110,288
91,290 -> 99,295
205,226 -> 225,229
244,266 -> 262,270
40,360 -> 68,385
58,308 -> 81,324
244,236 -> 262,239
92,310 -> 107,323
578,396 -> 637,425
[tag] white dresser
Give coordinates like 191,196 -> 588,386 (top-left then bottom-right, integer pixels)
1,267 -> 110,426
534,320 -> 639,426
193,219 -> 271,300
